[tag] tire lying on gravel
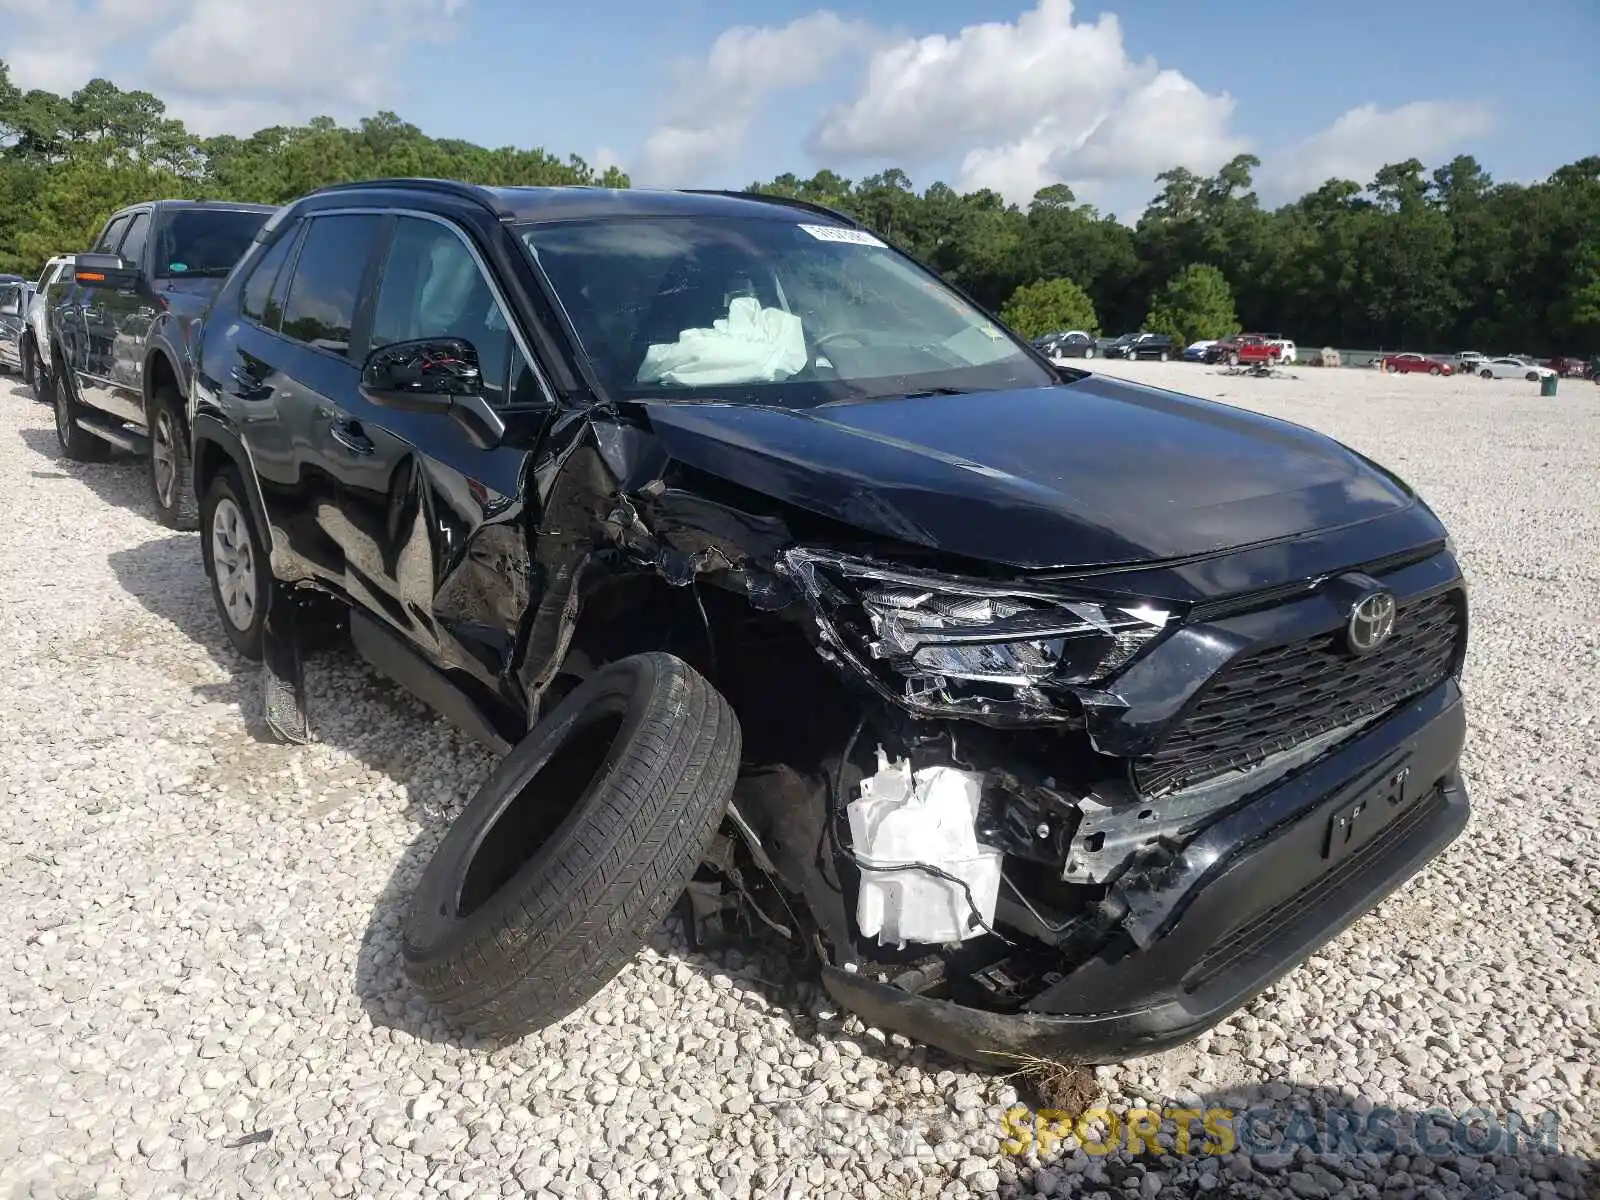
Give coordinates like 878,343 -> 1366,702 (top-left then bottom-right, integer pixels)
403,652 -> 742,1036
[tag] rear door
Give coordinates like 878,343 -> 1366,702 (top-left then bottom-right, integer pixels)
347,212 -> 549,697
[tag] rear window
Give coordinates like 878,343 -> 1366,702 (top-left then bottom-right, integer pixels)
154,209 -> 272,279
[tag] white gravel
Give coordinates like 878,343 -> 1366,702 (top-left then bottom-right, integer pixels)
0,365 -> 1594,1200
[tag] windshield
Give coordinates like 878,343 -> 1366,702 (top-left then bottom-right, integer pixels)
516,215 -> 1053,406
155,209 -> 271,278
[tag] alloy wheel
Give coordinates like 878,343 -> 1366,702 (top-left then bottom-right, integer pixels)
211,497 -> 258,631
151,410 -> 177,508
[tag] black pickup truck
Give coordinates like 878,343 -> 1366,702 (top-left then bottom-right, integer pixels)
44,199 -> 276,527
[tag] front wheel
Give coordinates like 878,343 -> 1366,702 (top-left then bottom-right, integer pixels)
403,653 -> 741,1037
1480,369 -> 1494,380
1429,366 -> 1442,376
148,387 -> 197,530
1525,372 -> 1539,383
1083,347 -> 1095,359
1228,353 -> 1240,367
1158,350 -> 1169,362
201,467 -> 271,660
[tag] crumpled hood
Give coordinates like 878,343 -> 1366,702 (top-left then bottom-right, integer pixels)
640,374 -> 1420,570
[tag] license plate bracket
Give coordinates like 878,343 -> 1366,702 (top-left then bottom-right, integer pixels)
1323,756 -> 1412,861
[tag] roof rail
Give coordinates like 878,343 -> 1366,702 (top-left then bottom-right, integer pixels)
681,188 -> 867,230
308,177 -> 506,215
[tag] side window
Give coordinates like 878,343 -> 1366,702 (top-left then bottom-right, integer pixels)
240,226 -> 299,328
279,215 -> 384,358
94,216 -> 129,252
372,216 -> 512,405
118,212 -> 151,268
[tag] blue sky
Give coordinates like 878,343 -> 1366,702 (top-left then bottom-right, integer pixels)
8,0 -> 1597,219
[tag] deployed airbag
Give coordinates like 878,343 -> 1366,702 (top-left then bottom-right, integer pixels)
637,297 -> 807,387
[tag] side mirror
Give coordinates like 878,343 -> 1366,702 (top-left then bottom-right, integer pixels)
359,337 -> 505,450
74,252 -> 139,290
360,337 -> 482,412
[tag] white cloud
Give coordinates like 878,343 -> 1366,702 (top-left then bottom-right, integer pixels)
2,0 -> 466,130
147,0 -> 462,110
1062,71 -> 1246,182
635,11 -> 877,186
800,0 -> 1247,206
1259,100 -> 1496,201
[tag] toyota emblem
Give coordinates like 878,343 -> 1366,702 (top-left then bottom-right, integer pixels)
1347,591 -> 1397,655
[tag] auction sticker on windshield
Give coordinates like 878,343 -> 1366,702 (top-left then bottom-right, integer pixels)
800,224 -> 886,247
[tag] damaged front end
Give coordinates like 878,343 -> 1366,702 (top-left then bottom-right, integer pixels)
689,540 -> 1470,1066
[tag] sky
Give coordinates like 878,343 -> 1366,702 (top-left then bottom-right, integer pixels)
5,0 -> 1597,221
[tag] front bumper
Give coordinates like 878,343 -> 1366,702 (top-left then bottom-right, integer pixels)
823,679 -> 1468,1065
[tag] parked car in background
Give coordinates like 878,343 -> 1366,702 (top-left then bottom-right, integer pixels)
1380,353 -> 1452,376
1477,356 -> 1556,382
190,178 -> 1470,1066
22,255 -> 73,401
1545,355 -> 1590,378
1039,330 -> 1097,361
1454,352 -> 1487,374
0,277 -> 30,378
1104,332 -> 1175,360
1208,333 -> 1288,367
44,199 -> 275,527
1182,339 -> 1216,362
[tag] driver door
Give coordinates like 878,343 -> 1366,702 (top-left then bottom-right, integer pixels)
345,214 -> 552,702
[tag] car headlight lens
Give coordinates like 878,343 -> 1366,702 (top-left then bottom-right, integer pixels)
781,549 -> 1172,722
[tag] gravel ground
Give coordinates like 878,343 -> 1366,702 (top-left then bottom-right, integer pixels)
0,364 -> 1595,1200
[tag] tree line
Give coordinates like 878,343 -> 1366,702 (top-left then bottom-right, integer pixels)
4,66 -> 1597,355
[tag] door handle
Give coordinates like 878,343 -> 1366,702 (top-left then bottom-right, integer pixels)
330,419 -> 375,455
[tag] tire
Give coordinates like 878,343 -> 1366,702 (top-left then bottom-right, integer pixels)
1429,366 -> 1442,376
26,340 -> 53,405
147,386 -> 198,530
1525,372 -> 1539,383
145,390 -> 196,531
1083,347 -> 1094,359
201,466 -> 271,660
403,652 -> 741,1037
1228,353 -> 1240,367
19,340 -> 34,393
1480,369 -> 1493,380
52,359 -> 111,462
1158,351 -> 1169,362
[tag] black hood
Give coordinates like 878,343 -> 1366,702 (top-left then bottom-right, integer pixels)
640,374 -> 1428,572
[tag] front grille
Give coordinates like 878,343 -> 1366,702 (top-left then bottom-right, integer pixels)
1133,589 -> 1463,796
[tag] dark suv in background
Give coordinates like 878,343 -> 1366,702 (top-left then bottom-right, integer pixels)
43,199 -> 276,526
1104,332 -> 1176,361
189,179 -> 1469,1064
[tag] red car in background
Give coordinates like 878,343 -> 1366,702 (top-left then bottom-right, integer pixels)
1380,353 -> 1452,376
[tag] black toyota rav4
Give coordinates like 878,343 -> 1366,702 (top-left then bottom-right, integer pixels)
190,179 -> 1469,1064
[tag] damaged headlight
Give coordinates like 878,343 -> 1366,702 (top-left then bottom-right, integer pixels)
781,549 -> 1171,722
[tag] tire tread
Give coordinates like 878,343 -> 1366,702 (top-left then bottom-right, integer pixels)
403,653 -> 740,1036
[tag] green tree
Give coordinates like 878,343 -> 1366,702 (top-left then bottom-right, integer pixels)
1144,264 -> 1238,344
1000,277 -> 1099,338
